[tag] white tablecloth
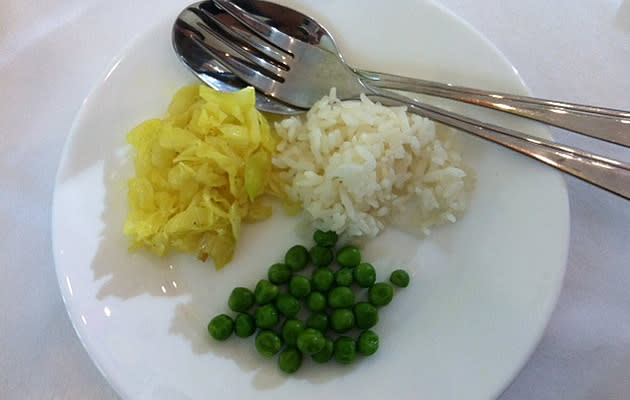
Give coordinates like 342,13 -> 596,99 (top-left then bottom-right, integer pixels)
1,0 -> 628,398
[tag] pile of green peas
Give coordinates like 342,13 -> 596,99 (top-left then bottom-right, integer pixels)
207,230 -> 410,374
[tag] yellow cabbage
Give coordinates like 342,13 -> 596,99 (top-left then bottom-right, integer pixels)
124,85 -> 287,268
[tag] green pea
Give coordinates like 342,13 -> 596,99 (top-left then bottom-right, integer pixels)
311,267 -> 335,292
288,275 -> 311,299
328,286 -> 355,309
254,279 -> 280,305
268,263 -> 292,284
310,245 -> 334,267
368,282 -> 394,307
234,313 -> 256,338
336,245 -> 361,268
285,245 -> 309,271
353,302 -> 379,329
313,230 -> 338,248
207,314 -> 234,341
296,328 -> 326,355
390,269 -> 410,288
282,319 -> 305,347
275,293 -> 301,318
228,287 -> 254,312
305,291 -> 327,312
306,312 -> 329,333
335,267 -> 354,287
357,330 -> 379,356
278,347 -> 303,374
255,330 -> 283,358
334,336 -> 357,364
330,309 -> 355,333
354,262 -> 376,288
254,304 -> 279,329
311,337 -> 334,363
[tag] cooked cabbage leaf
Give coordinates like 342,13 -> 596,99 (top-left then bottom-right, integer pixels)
124,85 -> 286,268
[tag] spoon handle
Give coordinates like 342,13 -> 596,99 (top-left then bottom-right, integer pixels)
369,88 -> 630,201
357,69 -> 630,148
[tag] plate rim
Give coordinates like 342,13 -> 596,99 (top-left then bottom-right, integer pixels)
51,0 -> 570,398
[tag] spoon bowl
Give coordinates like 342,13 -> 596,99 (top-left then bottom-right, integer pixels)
171,0 -> 630,200
176,0 -> 630,147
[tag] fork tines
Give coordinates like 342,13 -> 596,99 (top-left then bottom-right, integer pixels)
179,3 -> 289,87
212,0 -> 296,55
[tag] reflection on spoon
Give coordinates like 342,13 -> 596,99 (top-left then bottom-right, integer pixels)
172,4 -> 304,115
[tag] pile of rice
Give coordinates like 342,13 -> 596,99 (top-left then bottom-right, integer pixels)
273,89 -> 471,238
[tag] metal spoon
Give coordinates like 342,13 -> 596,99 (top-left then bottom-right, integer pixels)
172,0 -> 630,200
177,0 -> 630,147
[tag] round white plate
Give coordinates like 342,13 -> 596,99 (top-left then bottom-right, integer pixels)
52,1 -> 569,399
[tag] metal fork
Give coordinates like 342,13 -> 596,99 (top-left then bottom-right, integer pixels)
175,0 -> 630,200
195,0 -> 630,147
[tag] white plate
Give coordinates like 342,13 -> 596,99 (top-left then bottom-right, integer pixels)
52,1 -> 569,399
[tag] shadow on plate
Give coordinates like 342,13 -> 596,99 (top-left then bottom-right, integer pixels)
87,144 -> 380,388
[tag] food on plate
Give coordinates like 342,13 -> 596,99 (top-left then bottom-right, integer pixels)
334,267 -> 354,287
368,282 -> 394,307
334,336 -> 357,364
207,314 -> 234,341
278,347 -> 303,374
276,293 -> 301,318
273,89 -> 470,239
354,262 -> 376,288
207,232 -> 409,373
390,269 -> 411,288
306,312 -> 329,333
336,245 -> 362,268
284,244 -> 309,271
288,275 -> 311,299
354,302 -> 379,329
305,291 -> 327,312
281,319 -> 305,347
313,229 -> 338,247
254,279 -> 280,305
311,337 -> 335,363
309,245 -> 334,267
233,313 -> 256,338
255,330 -> 283,358
267,263 -> 292,284
327,286 -> 355,309
357,330 -> 379,356
228,287 -> 254,312
297,328 -> 327,355
124,84 -> 472,268
330,308 -> 355,333
311,267 -> 335,291
122,82 -> 463,373
123,84 -> 286,268
254,304 -> 279,329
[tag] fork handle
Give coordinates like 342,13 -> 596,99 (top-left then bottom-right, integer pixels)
357,69 -> 630,148
369,89 -> 630,201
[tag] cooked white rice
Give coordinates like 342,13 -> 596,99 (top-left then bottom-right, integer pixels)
273,89 -> 470,239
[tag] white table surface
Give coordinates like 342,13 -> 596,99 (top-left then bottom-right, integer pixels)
1,0 -> 628,398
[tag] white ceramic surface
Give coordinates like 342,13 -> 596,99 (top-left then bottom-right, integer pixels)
52,1 -> 569,399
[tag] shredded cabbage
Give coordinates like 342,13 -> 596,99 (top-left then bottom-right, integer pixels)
124,85 -> 286,268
